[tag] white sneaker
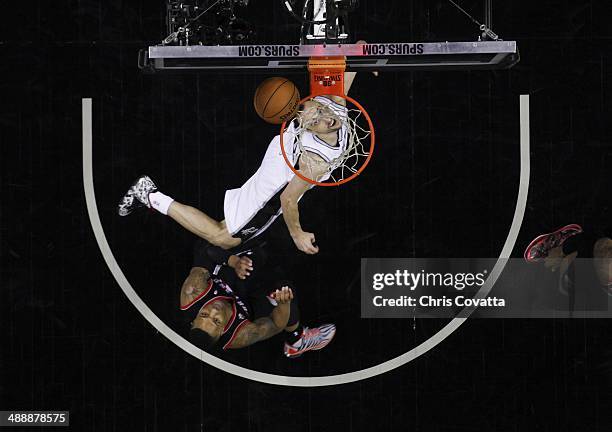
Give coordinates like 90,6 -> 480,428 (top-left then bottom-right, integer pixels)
283,324 -> 336,358
117,175 -> 158,216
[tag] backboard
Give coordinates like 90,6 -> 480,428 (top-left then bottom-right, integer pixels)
138,41 -> 519,73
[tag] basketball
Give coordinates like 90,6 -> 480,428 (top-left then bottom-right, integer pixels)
253,77 -> 301,124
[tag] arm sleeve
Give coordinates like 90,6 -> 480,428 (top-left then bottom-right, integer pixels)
192,239 -> 232,269
206,244 -> 233,266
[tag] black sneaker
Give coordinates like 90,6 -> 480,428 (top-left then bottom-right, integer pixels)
117,175 -> 158,216
524,224 -> 583,262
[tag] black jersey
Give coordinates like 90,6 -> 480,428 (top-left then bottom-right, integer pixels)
180,277 -> 252,350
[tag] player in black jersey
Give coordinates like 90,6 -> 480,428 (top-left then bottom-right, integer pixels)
179,238 -> 336,357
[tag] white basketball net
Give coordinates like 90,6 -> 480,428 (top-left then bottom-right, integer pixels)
287,97 -> 372,183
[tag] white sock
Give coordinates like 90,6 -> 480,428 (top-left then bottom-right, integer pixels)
149,191 -> 174,215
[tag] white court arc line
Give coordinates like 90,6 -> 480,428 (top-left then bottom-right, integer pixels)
83,95 -> 530,387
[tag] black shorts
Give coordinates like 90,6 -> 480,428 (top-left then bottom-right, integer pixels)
233,201 -> 282,242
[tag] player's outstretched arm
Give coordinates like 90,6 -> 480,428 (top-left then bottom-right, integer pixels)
228,287 -> 294,348
180,266 -> 210,309
280,151 -> 329,255
280,175 -> 317,254
199,240 -> 253,280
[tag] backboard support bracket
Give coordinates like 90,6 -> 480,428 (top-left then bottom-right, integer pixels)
308,56 -> 346,96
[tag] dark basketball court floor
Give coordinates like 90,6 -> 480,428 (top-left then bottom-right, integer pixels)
2,1 -> 612,430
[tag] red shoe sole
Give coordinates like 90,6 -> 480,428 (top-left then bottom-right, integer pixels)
523,223 -> 583,262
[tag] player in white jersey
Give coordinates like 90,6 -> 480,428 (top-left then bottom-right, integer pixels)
117,72 -> 358,255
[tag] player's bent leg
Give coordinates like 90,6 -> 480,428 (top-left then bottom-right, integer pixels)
117,175 -> 241,249
167,202 -> 241,249
212,222 -> 243,249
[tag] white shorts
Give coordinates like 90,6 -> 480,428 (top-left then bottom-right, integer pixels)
223,107 -> 341,241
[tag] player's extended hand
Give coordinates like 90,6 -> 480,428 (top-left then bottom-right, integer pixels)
292,230 -> 319,255
271,286 -> 294,304
228,255 -> 253,279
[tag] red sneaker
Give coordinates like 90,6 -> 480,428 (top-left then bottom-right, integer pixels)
283,324 -> 336,358
524,224 -> 583,262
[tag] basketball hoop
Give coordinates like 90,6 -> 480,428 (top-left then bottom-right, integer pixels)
279,93 -> 375,187
279,55 -> 375,187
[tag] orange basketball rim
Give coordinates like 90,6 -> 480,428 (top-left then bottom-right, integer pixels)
279,56 -> 376,187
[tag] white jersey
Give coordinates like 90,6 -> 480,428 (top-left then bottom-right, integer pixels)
224,97 -> 349,239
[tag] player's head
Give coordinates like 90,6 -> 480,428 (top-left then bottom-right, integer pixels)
189,299 -> 233,347
189,327 -> 217,351
300,100 -> 343,134
594,237 -> 612,286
